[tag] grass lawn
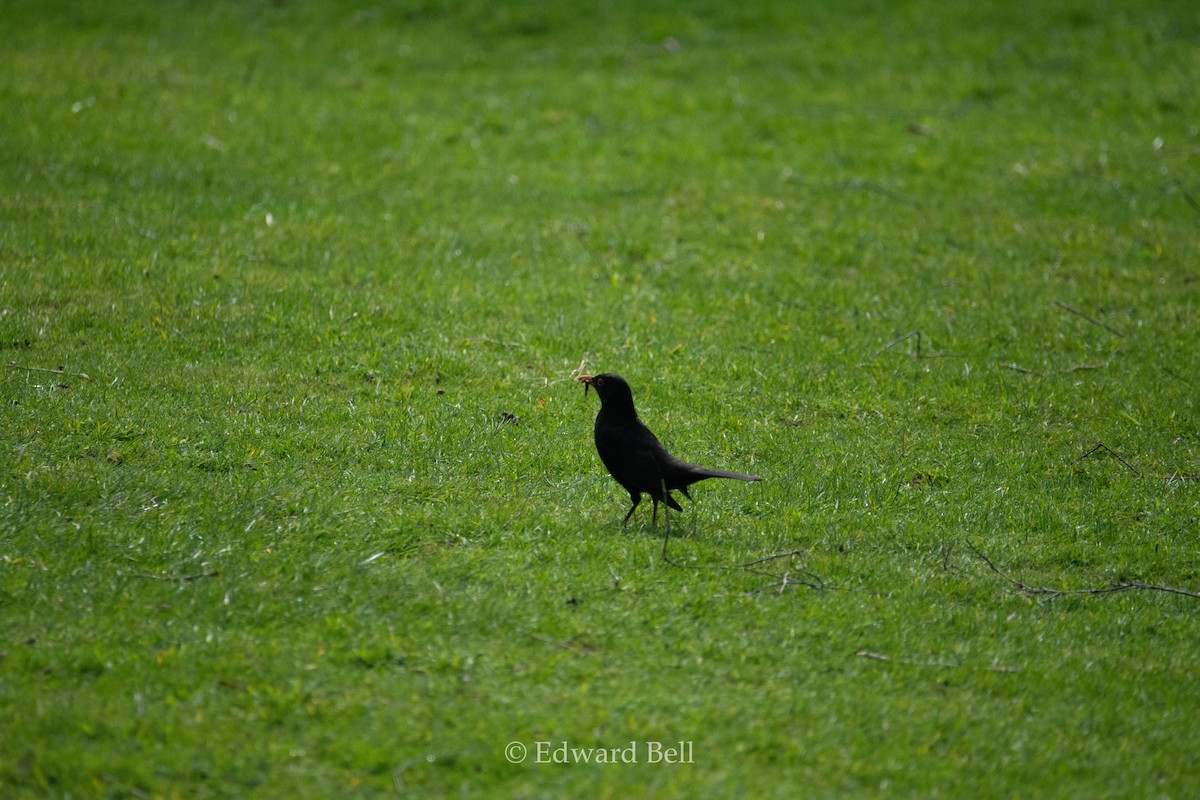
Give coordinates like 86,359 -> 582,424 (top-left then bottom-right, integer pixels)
3,0 -> 1199,796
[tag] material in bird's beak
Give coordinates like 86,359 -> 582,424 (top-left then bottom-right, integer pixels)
577,374 -> 593,395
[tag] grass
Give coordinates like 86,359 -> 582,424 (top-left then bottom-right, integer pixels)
2,0 -> 1199,796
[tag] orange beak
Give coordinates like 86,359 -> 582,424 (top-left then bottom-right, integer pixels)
577,374 -> 593,395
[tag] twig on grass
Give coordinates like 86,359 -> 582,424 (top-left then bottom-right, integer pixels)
1077,440 -> 1139,476
1162,366 -> 1192,386
856,649 -> 1021,673
830,179 -> 917,205
128,570 -> 220,582
735,549 -> 809,569
519,629 -> 596,655
1053,300 -> 1125,338
785,173 -> 917,205
939,540 -> 962,574
1002,362 -> 1111,376
966,540 -> 1200,601
6,362 -> 93,382
736,548 -> 830,594
741,562 -> 830,596
856,649 -> 958,669
655,485 -> 828,596
661,530 -> 831,596
1001,362 -> 1038,374
877,331 -> 919,359
875,330 -> 965,361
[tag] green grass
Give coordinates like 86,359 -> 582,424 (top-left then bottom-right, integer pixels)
2,0 -> 1199,796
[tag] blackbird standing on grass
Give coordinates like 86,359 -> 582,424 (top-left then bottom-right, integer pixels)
577,373 -> 761,525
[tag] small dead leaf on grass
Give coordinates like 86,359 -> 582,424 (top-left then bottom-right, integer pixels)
908,472 -> 946,489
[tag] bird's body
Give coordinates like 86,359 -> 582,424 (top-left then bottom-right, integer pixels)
578,373 -> 761,525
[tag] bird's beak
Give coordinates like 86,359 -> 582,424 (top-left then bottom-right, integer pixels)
577,375 -> 593,396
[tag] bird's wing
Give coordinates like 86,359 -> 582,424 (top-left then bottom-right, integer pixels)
595,417 -> 672,497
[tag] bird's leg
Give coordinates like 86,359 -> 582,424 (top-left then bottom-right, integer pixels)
661,478 -> 671,561
622,495 -> 640,526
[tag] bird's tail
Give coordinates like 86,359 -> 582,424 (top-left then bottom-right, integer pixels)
688,466 -> 762,483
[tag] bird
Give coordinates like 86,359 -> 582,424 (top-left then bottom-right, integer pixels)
577,373 -> 761,525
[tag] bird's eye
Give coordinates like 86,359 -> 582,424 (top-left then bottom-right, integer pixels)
594,377 -> 604,387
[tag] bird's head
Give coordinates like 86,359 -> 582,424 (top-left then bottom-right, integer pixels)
577,373 -> 635,410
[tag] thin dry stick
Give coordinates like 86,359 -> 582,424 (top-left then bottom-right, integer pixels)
1162,366 -> 1192,386
856,649 -> 959,669
666,547 -> 803,573
1053,300 -> 1125,337
1077,440 -> 1139,476
662,538 -> 829,595
740,553 -> 830,595
966,540 -> 1200,600
1002,363 -> 1037,374
520,630 -> 594,655
711,550 -> 805,574
855,649 -> 1021,673
6,362 -> 93,382
830,179 -> 916,205
787,174 -> 917,205
940,540 -> 961,574
748,571 -> 828,595
735,549 -> 808,569
876,330 -> 965,360
876,330 -> 921,359
128,570 -> 220,582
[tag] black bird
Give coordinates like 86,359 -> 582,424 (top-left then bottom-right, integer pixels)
577,373 -> 761,525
